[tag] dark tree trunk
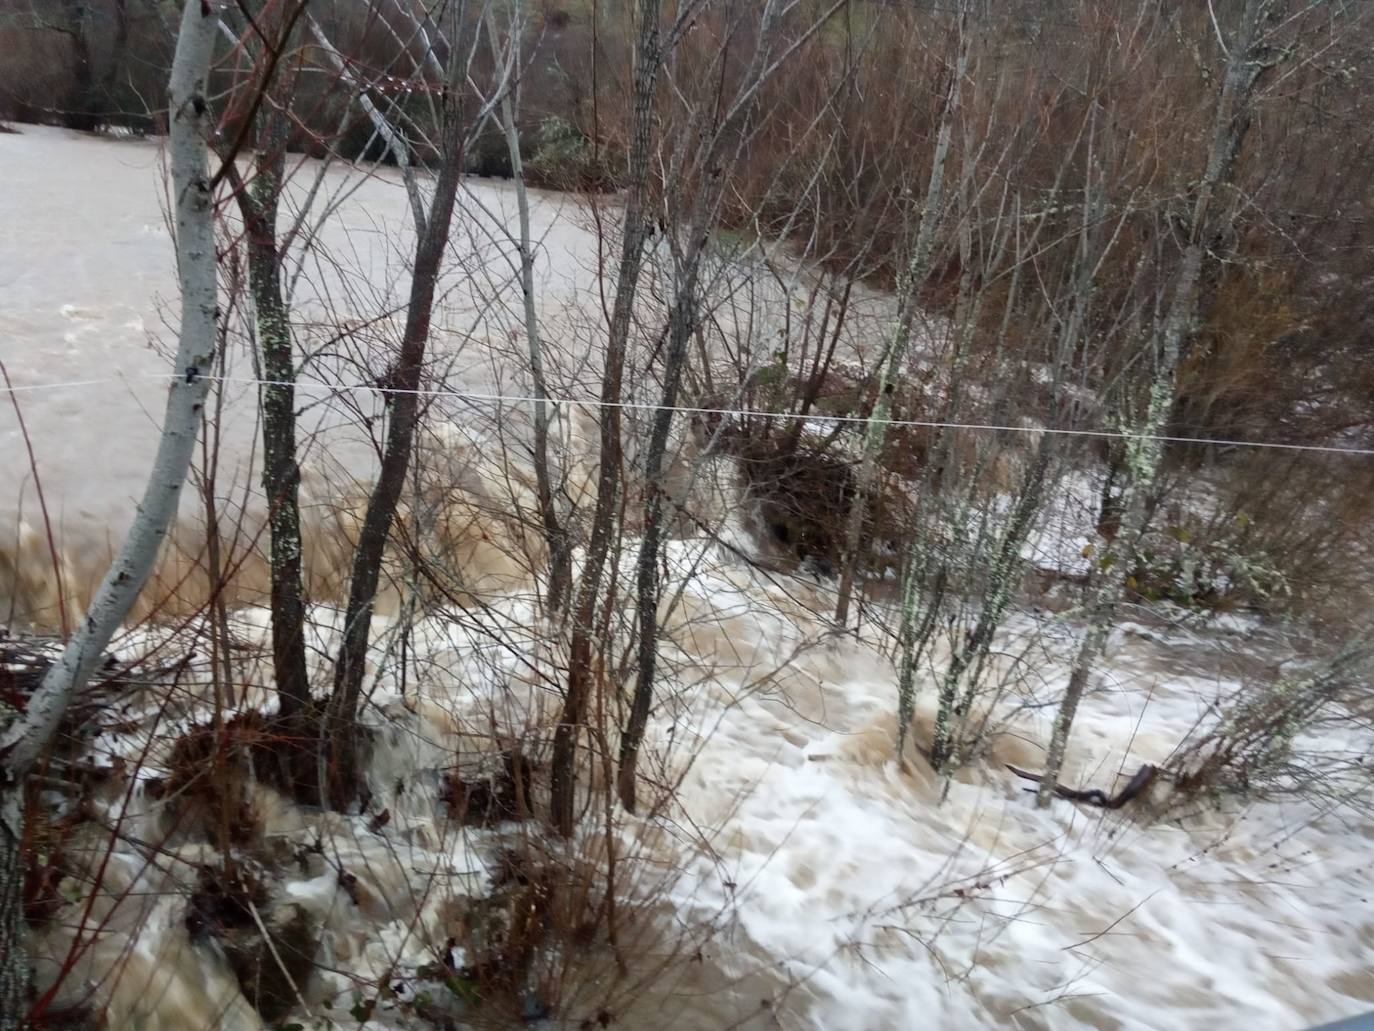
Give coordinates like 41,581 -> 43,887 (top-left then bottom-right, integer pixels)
100,0 -> 130,122
328,66 -> 467,810
0,793 -> 26,1030
61,0 -> 99,131
617,281 -> 698,811
550,0 -> 663,838
236,91 -> 312,721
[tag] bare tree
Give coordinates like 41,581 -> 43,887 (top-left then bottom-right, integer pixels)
0,0 -> 221,1019
229,14 -> 312,720
1038,0 -> 1284,805
327,20 -> 472,808
550,0 -> 666,837
617,0 -> 853,811
485,2 -> 573,615
833,9 -> 965,628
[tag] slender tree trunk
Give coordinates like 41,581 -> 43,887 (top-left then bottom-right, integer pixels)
0,0 -> 221,1021
927,145 -> 1106,770
305,14 -> 425,230
61,0 -> 99,131
606,0 -> 850,811
235,82 -> 312,720
485,4 -> 572,615
1038,0 -> 1274,805
617,275 -> 699,810
833,25 -> 965,627
929,443 -> 1053,770
328,53 -> 466,809
550,0 -> 663,837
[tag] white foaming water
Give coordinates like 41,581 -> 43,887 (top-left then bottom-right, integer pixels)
5,127 -> 1372,1030
43,528 -> 1370,1030
624,546 -> 1373,1030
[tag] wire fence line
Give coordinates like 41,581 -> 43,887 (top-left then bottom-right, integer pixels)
6,371 -> 1374,458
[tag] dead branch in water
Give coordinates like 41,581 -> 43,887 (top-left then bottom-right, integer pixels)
1006,763 -> 1158,811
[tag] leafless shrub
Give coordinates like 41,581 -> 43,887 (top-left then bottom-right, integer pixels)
1171,639 -> 1374,803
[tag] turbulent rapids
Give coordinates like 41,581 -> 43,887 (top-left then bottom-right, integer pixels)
3,128 -> 1373,1031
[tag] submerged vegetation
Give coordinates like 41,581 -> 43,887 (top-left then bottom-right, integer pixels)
2,0 -> 1374,1027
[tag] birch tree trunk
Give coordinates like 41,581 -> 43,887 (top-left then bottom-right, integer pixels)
1038,0 -> 1276,805
305,13 -> 426,231
924,127 -> 1112,770
0,0 -> 222,1021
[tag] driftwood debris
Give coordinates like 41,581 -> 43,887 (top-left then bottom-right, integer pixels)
1006,762 -> 1158,809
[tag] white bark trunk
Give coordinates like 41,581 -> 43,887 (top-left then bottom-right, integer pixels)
1038,0 -> 1270,805
2,0 -> 220,783
305,13 -> 425,231
0,0 -> 221,1021
484,4 -> 571,613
